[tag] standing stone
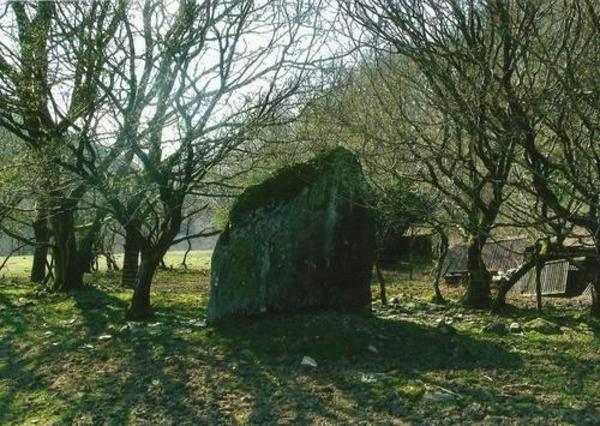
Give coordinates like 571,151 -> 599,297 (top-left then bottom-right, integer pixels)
207,147 -> 375,323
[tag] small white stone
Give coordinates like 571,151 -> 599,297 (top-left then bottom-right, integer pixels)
509,322 -> 522,333
301,356 -> 318,367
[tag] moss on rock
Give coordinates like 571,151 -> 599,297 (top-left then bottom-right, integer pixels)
208,147 -> 375,323
229,147 -> 357,224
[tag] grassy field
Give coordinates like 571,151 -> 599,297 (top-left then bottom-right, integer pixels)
1,253 -> 600,424
0,250 -> 212,280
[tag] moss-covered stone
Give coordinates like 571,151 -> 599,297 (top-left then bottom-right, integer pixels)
207,147 -> 375,323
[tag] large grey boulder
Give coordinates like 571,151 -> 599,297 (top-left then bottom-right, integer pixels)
207,147 -> 375,323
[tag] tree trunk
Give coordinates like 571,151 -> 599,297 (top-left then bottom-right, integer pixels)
535,257 -> 543,312
121,229 -> 140,287
375,261 -> 387,305
158,256 -> 170,270
50,207 -> 84,291
43,255 -> 54,286
408,228 -> 415,280
430,232 -> 448,304
463,236 -> 491,308
126,249 -> 161,320
106,253 -> 119,271
181,238 -> 192,270
30,208 -> 49,283
591,273 -> 600,318
493,259 -> 536,310
79,245 -> 95,274
79,213 -> 104,275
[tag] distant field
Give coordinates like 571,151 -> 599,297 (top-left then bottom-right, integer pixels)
0,250 -> 213,280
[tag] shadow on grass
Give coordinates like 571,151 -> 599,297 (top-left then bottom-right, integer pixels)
497,302 -> 600,338
0,290 -> 39,422
206,312 -> 524,423
1,281 -> 599,424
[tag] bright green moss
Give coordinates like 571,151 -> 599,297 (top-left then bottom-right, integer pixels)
229,147 -> 357,224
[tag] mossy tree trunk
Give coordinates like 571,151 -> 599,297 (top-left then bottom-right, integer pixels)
591,276 -> 600,318
430,231 -> 448,304
121,227 -> 140,287
493,258 -> 536,310
534,239 -> 550,312
591,247 -> 600,317
50,206 -> 84,291
591,243 -> 600,318
79,212 -> 105,275
48,192 -> 101,291
126,212 -> 182,320
534,258 -> 543,312
375,261 -> 387,305
126,249 -> 162,320
30,206 -> 49,283
463,234 -> 491,308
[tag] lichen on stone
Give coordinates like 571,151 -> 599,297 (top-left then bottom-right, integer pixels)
207,146 -> 375,323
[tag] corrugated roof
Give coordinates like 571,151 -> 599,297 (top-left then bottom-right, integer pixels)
582,284 -> 594,298
443,237 -> 529,275
515,260 -> 570,295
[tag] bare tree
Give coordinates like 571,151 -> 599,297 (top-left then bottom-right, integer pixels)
0,0 -> 125,290
341,0 -> 548,308
61,0 -> 328,319
515,0 -> 600,316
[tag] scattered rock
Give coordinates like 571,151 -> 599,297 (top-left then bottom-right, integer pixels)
483,415 -> 511,424
360,373 -> 378,383
187,319 -> 207,328
15,298 -> 35,308
509,322 -> 522,333
482,322 -> 507,335
423,391 -> 454,403
524,318 -> 561,334
436,318 -> 456,334
462,402 -> 486,420
404,302 -> 417,311
462,402 -> 486,421
426,303 -> 445,312
301,356 -> 318,368
576,323 -> 594,335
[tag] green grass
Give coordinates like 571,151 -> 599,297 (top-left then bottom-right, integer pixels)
0,250 -> 212,280
1,258 -> 600,424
